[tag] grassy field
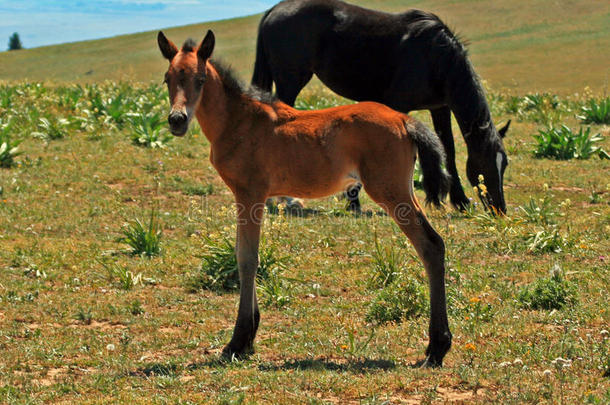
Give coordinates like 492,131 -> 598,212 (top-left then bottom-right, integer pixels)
1,0 -> 610,403
0,0 -> 609,94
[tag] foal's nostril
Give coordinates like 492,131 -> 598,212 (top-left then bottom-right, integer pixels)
168,112 -> 186,127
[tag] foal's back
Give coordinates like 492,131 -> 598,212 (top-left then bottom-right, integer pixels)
257,101 -> 416,199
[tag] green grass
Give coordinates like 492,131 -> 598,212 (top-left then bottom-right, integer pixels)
0,1 -> 609,402
1,0 -> 609,95
0,80 -> 608,403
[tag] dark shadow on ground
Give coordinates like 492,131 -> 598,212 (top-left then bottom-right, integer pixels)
266,204 -> 387,219
258,357 -> 396,373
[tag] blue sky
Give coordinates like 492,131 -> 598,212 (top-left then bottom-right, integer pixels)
0,1 -> 277,49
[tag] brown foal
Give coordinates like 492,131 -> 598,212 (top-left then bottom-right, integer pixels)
158,30 -> 453,366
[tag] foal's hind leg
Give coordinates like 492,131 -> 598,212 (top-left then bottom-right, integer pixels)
430,107 -> 469,210
364,181 -> 452,367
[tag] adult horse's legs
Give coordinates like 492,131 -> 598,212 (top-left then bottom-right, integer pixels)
274,70 -> 313,107
364,181 -> 452,366
222,192 -> 265,358
345,183 -> 362,212
430,107 -> 469,210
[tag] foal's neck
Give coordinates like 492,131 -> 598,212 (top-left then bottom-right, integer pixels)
195,63 -> 232,145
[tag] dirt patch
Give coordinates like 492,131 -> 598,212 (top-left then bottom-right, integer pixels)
159,326 -> 183,335
68,320 -> 127,331
34,366 -> 96,387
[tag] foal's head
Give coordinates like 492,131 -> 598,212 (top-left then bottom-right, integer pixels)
157,30 -> 215,136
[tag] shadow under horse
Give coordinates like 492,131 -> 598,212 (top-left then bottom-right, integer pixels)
252,0 -> 511,213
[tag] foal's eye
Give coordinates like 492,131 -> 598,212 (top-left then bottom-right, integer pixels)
196,74 -> 206,86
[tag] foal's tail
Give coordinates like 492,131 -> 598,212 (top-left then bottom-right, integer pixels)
408,119 -> 451,206
251,9 -> 274,91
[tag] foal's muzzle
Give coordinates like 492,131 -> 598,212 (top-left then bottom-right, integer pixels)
168,111 -> 188,136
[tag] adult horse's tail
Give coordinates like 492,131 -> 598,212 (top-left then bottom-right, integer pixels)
251,9 -> 274,91
408,120 -> 451,206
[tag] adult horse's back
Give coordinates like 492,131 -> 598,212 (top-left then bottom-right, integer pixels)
253,0 -> 510,213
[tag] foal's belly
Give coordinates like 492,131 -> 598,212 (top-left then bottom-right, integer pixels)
268,165 -> 360,199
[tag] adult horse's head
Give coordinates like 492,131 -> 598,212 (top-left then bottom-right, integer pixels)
465,120 -> 510,214
157,30 -> 215,136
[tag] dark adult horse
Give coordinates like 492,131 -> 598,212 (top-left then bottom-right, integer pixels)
252,0 -> 511,213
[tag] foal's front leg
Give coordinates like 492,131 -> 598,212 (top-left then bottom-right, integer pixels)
222,194 -> 264,359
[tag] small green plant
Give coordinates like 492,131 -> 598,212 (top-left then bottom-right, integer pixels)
519,195 -> 557,224
367,234 -> 403,288
32,117 -> 70,140
0,120 -> 21,168
514,93 -> 564,124
126,300 -> 145,315
188,236 -> 287,292
120,211 -> 162,257
342,327 -> 376,358
577,97 -> 610,124
365,274 -> 427,325
533,125 -> 609,160
74,307 -> 93,325
525,227 -> 568,254
105,264 -> 142,290
129,112 -> 171,148
257,268 -> 292,308
518,266 -> 577,310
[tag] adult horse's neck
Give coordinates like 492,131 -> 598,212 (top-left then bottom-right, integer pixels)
195,62 -> 231,145
447,60 -> 495,151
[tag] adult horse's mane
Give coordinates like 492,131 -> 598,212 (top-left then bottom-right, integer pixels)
403,11 -> 498,146
403,9 -> 469,57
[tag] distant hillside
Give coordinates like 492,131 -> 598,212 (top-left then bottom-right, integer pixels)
0,0 -> 609,94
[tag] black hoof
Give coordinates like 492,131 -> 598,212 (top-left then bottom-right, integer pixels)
424,331 -> 452,367
221,341 -> 254,361
346,199 -> 362,213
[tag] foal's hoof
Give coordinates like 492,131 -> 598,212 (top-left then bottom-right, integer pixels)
423,331 -> 452,368
346,200 -> 362,213
221,342 -> 254,361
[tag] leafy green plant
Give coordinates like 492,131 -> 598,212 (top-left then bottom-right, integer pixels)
129,112 -> 171,148
188,236 -> 287,292
74,307 -> 93,325
519,195 -> 557,224
120,211 -> 162,257
367,234 -> 404,288
32,117 -> 70,140
525,227 -> 568,254
126,300 -> 145,315
0,119 -> 22,168
365,274 -> 427,325
513,93 -> 565,124
577,97 -> 610,124
105,264 -> 143,290
533,125 -> 608,160
257,268 -> 292,308
518,266 -> 577,310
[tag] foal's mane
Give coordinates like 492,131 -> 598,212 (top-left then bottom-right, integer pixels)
210,58 -> 278,106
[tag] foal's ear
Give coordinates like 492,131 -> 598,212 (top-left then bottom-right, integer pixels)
498,119 -> 511,138
158,31 -> 178,60
198,30 -> 215,61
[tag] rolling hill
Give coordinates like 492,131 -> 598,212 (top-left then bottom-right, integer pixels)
0,0 -> 609,94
